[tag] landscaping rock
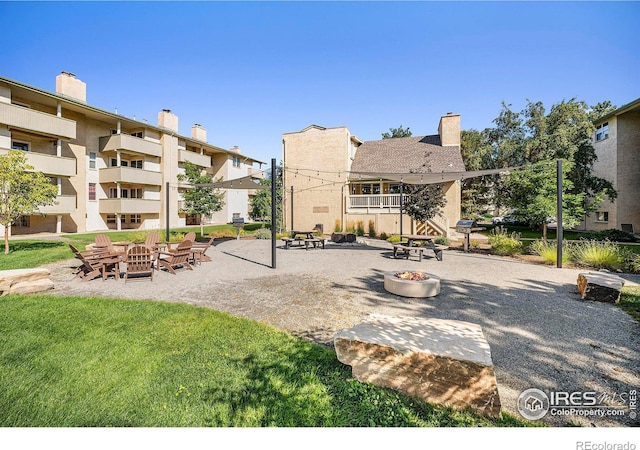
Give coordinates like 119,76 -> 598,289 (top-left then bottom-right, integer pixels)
0,268 -> 54,296
334,314 -> 501,418
577,272 -> 625,303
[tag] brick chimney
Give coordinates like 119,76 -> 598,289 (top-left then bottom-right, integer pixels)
55,71 -> 86,102
438,112 -> 460,146
158,109 -> 178,132
230,145 -> 241,154
191,123 -> 207,142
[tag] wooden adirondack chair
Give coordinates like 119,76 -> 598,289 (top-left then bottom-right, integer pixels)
124,245 -> 154,282
142,231 -> 161,266
191,236 -> 214,262
69,244 -> 116,281
157,240 -> 193,274
94,234 -> 126,256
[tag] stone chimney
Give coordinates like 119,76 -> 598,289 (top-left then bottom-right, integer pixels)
158,109 -> 178,132
191,124 -> 207,142
438,112 -> 460,146
55,71 -> 86,102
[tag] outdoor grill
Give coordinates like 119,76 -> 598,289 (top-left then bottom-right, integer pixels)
232,217 -> 245,239
455,220 -> 483,253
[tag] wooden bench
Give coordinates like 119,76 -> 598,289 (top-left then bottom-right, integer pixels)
393,244 -> 444,262
281,237 -> 305,249
304,238 -> 326,250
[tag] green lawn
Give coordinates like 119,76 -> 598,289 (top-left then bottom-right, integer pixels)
620,286 -> 640,323
0,240 -> 73,270
0,294 -> 529,427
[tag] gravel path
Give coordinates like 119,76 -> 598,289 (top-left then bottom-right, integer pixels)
46,239 -> 640,427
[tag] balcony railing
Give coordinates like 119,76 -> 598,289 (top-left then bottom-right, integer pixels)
99,198 -> 161,214
0,102 -> 76,139
348,194 -> 403,209
99,167 -> 162,186
99,134 -> 162,158
0,148 -> 76,177
178,149 -> 211,168
36,195 -> 77,214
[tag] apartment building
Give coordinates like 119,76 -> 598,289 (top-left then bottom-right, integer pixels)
585,97 -> 640,233
0,72 -> 263,236
282,113 -> 463,236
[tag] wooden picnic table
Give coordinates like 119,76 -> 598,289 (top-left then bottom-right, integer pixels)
394,234 -> 444,261
282,230 -> 325,250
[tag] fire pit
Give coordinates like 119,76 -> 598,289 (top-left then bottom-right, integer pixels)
384,271 -> 440,298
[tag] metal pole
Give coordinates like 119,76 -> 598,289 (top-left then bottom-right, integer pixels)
165,181 -> 170,243
399,182 -> 404,237
271,158 -> 277,269
557,159 -> 563,269
290,186 -> 294,232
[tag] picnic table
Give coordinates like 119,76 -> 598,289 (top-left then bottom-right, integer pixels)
282,230 -> 326,250
393,234 -> 444,261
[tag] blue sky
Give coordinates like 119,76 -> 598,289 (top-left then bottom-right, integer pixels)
1,1 -> 638,164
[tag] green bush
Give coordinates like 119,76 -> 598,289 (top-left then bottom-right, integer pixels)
368,220 -> 376,238
387,234 -> 403,243
379,232 -> 389,241
434,236 -> 450,246
488,226 -> 523,255
629,254 -> 640,273
580,229 -> 638,243
345,221 -> 356,233
334,219 -> 342,233
244,222 -> 270,232
530,240 -> 571,265
254,228 -> 272,239
571,240 -> 625,270
356,220 -> 365,236
470,239 -> 480,249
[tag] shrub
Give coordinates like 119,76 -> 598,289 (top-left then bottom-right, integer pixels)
334,219 -> 342,233
368,220 -> 376,238
580,229 -> 638,243
356,220 -> 365,236
387,234 -> 402,243
254,228 -> 271,239
488,226 -> 523,255
345,221 -> 356,233
169,232 -> 185,243
629,254 -> 640,273
470,239 -> 480,249
530,240 -> 571,265
434,236 -> 450,246
571,240 -> 625,270
209,229 -> 236,239
379,232 -> 389,241
244,222 -> 270,232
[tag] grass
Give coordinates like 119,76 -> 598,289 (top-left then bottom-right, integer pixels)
620,286 -> 640,323
0,294 -> 531,427
0,240 -> 73,270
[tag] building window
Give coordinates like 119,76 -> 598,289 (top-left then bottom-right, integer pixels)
130,131 -> 143,138
12,216 -> 30,227
130,214 -> 141,224
388,183 -> 401,194
11,140 -> 29,152
110,158 -> 118,167
121,160 -> 129,167
232,156 -> 241,168
110,129 -> 118,135
109,187 -> 118,199
130,160 -> 143,169
89,152 -> 96,169
129,188 -> 143,199
596,122 -> 609,141
596,211 -> 609,222
88,183 -> 96,201
121,189 -> 129,199
106,215 -> 116,224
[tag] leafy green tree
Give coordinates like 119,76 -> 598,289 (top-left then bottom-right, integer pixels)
0,151 -> 58,254
382,125 -> 412,139
249,164 -> 283,231
177,161 -> 225,236
403,182 -> 446,226
460,129 -> 494,218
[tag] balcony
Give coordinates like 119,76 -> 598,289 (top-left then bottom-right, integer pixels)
0,148 -> 76,177
0,102 -> 76,139
99,134 -> 162,158
99,167 -> 162,186
99,198 -> 161,214
347,194 -> 402,212
179,149 -> 211,168
36,195 -> 77,214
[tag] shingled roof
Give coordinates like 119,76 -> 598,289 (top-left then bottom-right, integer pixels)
349,135 -> 465,177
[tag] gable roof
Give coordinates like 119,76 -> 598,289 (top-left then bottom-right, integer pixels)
349,134 -> 465,176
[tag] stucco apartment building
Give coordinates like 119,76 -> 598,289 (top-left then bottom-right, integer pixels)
282,113 -> 463,236
585,97 -> 640,234
0,72 -> 263,236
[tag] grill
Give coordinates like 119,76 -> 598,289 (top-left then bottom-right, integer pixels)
232,217 -> 245,239
455,220 -> 483,252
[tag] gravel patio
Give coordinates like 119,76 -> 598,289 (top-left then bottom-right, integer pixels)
46,238 -> 640,427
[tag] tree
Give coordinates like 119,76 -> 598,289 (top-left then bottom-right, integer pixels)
248,164 -> 283,231
460,129 -> 494,217
403,182 -> 446,225
177,161 -> 225,236
0,151 -> 58,254
382,125 -> 412,139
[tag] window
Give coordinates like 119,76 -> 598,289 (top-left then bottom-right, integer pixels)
130,160 -> 143,169
389,183 -> 401,194
12,216 -> 30,227
110,129 -> 118,135
233,213 -> 241,219
11,140 -> 29,152
130,131 -> 143,138
110,158 -> 118,167
596,211 -> 609,222
120,189 -> 129,199
109,187 -> 118,199
130,214 -> 141,224
88,183 -> 96,201
232,156 -> 241,168
106,215 -> 117,224
129,188 -> 143,199
121,160 -> 129,167
596,122 -> 609,141
89,152 -> 96,169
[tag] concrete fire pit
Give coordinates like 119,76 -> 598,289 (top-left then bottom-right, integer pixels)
383,271 -> 440,298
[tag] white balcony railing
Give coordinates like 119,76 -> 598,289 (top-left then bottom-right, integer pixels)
348,194 -> 403,209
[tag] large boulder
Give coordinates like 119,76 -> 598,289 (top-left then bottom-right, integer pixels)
334,314 -> 501,418
0,268 -> 54,296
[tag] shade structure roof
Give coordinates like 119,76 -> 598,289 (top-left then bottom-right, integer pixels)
347,167 -> 521,185
195,174 -> 269,189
